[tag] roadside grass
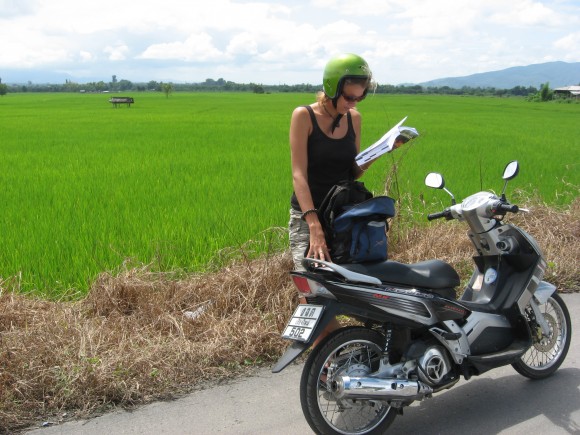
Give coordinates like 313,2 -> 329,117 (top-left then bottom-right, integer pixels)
1,196 -> 578,433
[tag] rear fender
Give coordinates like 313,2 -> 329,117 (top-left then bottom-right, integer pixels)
271,301 -> 341,373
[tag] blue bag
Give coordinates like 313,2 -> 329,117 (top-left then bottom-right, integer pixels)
330,196 -> 396,263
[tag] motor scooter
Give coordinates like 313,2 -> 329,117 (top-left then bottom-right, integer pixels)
273,161 -> 572,435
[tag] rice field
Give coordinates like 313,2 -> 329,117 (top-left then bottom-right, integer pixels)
0,92 -> 578,296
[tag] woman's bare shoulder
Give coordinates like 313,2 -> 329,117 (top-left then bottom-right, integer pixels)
349,108 -> 362,120
291,104 -> 315,125
292,104 -> 315,116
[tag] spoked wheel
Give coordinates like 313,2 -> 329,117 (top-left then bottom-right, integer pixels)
512,293 -> 572,379
300,327 -> 397,435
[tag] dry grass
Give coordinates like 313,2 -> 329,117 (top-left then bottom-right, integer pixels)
1,199 -> 578,433
0,253 -> 297,433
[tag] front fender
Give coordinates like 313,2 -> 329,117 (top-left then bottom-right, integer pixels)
530,281 -> 557,336
534,281 -> 557,305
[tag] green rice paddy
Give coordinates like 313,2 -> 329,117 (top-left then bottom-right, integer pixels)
0,92 -> 578,296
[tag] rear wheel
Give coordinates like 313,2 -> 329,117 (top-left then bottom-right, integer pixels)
512,293 -> 571,379
300,327 -> 397,435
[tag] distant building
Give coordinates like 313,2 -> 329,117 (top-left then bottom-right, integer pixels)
554,85 -> 580,99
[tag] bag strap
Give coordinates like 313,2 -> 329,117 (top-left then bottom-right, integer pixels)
318,180 -> 373,230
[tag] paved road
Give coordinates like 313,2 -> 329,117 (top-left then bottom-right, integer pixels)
27,294 -> 579,435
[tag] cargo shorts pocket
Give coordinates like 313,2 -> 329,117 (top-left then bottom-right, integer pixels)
288,209 -> 309,271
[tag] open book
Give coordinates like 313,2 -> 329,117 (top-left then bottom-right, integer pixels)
355,116 -> 418,167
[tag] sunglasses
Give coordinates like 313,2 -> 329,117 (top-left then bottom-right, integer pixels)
341,92 -> 366,103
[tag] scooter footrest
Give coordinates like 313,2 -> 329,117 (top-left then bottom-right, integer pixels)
441,332 -> 462,340
467,341 -> 529,365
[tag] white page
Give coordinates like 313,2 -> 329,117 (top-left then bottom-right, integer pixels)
355,116 -> 418,167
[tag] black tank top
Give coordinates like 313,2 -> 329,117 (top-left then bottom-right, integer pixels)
290,106 -> 356,211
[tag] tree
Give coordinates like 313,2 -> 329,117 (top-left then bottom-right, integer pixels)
251,83 -> 264,94
161,82 -> 174,98
0,83 -> 7,96
528,82 -> 553,102
63,80 -> 80,92
118,79 -> 133,91
539,82 -> 553,101
91,81 -> 107,92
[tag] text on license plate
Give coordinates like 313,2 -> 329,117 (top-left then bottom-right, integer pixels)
281,304 -> 324,342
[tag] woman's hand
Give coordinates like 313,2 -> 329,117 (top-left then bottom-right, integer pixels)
306,219 -> 331,262
393,136 -> 408,149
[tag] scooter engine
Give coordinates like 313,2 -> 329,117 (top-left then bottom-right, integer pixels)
417,345 -> 453,387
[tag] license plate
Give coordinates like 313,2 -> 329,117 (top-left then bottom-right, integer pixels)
281,304 -> 324,342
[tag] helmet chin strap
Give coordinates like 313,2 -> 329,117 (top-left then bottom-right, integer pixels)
324,98 -> 343,134
331,78 -> 342,109
331,114 -> 343,133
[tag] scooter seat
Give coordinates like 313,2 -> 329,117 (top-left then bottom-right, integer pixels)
341,260 -> 460,292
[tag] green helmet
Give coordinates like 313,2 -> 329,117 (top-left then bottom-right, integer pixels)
323,53 -> 372,99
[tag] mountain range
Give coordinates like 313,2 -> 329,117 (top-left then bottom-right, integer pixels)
418,61 -> 580,89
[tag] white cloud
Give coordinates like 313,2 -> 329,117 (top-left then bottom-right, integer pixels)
311,0 -> 395,16
488,0 -> 562,27
554,32 -> 580,50
104,44 -> 129,61
0,0 -> 37,18
139,33 -> 224,62
79,51 -> 93,62
226,33 -> 259,56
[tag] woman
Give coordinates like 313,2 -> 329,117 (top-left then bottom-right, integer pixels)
289,53 -> 377,271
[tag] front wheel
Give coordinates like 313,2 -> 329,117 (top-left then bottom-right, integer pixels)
512,293 -> 571,379
300,327 -> 397,435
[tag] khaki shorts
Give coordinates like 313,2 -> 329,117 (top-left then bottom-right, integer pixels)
288,208 -> 309,271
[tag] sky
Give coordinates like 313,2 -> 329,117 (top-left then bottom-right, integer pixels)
1,0 -> 579,86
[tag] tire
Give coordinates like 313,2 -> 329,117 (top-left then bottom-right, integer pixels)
300,327 -> 397,435
512,293 -> 572,379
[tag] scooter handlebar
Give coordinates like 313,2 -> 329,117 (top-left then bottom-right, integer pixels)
427,209 -> 451,221
428,201 -> 519,222
492,202 -> 519,214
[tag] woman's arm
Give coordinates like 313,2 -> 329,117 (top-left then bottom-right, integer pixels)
352,110 -> 406,179
350,109 -> 368,179
290,106 -> 330,261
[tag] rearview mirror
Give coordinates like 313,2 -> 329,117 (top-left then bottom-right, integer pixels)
503,161 -> 519,181
425,173 -> 445,189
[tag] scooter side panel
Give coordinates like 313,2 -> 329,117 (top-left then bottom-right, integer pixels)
327,283 -> 469,326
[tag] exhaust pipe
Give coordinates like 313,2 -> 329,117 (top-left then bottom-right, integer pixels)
331,376 -> 433,401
